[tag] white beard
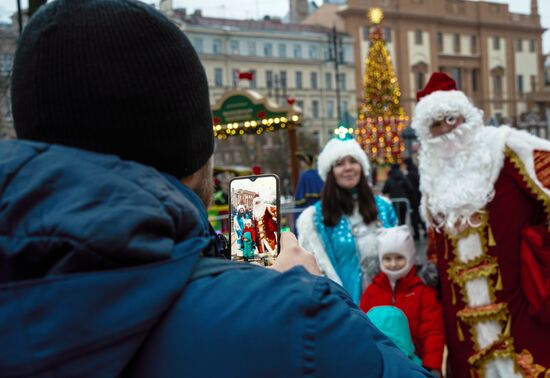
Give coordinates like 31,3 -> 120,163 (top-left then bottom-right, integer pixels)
253,203 -> 267,221
418,122 -> 509,233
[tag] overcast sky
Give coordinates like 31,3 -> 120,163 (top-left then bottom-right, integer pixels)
2,0 -> 549,52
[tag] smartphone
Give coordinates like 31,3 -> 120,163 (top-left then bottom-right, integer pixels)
229,174 -> 280,266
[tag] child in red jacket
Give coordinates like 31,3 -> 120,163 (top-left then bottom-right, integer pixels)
360,226 -> 445,376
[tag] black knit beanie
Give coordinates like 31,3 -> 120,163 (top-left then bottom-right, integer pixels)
11,0 -> 214,178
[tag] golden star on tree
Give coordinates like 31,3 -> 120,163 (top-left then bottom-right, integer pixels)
368,7 -> 384,25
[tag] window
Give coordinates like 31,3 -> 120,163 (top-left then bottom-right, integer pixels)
325,72 -> 333,90
297,100 -> 305,112
293,44 -> 302,58
436,32 -> 443,52
212,39 -> 222,54
248,41 -> 256,56
530,39 -> 536,52
266,70 -> 273,88
416,72 -> 425,91
280,71 -> 287,90
232,68 -> 239,87
310,72 -> 318,90
452,68 -> 461,89
472,69 -> 479,92
494,75 -> 502,96
517,74 -> 524,94
454,34 -> 461,53
308,45 -> 318,59
338,46 -> 345,64
3,94 -> 12,121
264,43 -> 273,57
295,71 -> 303,89
278,43 -> 287,58
530,75 -> 536,92
415,30 -> 423,45
384,27 -> 392,43
326,100 -> 334,119
471,35 -> 478,54
313,130 -> 320,148
214,67 -> 223,87
517,39 -> 523,52
339,73 -> 347,90
341,100 -> 348,114
312,100 -> 319,118
363,26 -> 370,40
193,38 -> 204,53
0,54 -> 13,76
250,70 -> 257,89
229,40 -> 239,55
341,100 -> 349,124
493,36 -> 500,51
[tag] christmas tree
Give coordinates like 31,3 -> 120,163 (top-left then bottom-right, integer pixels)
356,8 -> 408,164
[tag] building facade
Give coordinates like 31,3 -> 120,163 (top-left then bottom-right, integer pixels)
167,9 -> 357,157
306,0 -> 549,137
0,23 -> 17,140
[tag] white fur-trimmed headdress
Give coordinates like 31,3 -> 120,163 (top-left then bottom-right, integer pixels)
377,226 -> 416,284
317,138 -> 370,181
411,72 -> 483,141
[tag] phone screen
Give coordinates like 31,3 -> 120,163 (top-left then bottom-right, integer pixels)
229,174 -> 280,265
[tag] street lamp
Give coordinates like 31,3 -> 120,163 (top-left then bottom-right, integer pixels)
328,26 -> 344,125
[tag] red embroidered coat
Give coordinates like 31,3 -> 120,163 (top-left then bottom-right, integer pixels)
427,148 -> 550,378
254,205 -> 278,254
360,267 -> 445,371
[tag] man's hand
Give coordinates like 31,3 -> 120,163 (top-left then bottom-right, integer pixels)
271,232 -> 321,276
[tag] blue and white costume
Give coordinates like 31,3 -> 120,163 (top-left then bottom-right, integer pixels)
297,197 -> 396,304
296,138 -> 397,304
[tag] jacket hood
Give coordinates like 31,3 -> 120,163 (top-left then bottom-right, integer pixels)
0,140 -> 213,376
366,306 -> 422,366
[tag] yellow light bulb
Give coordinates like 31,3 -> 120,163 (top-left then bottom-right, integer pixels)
368,7 -> 384,25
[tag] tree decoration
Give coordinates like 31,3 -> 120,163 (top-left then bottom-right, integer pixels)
356,7 -> 408,164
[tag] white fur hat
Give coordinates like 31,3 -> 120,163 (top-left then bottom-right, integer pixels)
411,90 -> 482,141
317,138 -> 370,181
411,72 -> 483,141
377,226 -> 416,283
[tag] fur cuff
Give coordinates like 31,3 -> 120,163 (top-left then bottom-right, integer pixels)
417,261 -> 439,289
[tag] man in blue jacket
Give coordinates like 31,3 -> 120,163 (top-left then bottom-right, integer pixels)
0,0 -> 432,376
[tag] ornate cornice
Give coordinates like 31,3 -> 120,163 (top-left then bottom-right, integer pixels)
338,8 -> 544,34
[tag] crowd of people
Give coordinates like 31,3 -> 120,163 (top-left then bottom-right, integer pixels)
1,1 -> 548,377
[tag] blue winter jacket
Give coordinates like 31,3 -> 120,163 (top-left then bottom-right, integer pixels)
0,140 -> 431,377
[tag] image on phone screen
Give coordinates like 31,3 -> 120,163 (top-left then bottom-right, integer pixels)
229,174 -> 280,266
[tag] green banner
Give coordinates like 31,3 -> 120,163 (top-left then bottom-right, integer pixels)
212,95 -> 286,125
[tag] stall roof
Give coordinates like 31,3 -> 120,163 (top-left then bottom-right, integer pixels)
211,88 -> 303,139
